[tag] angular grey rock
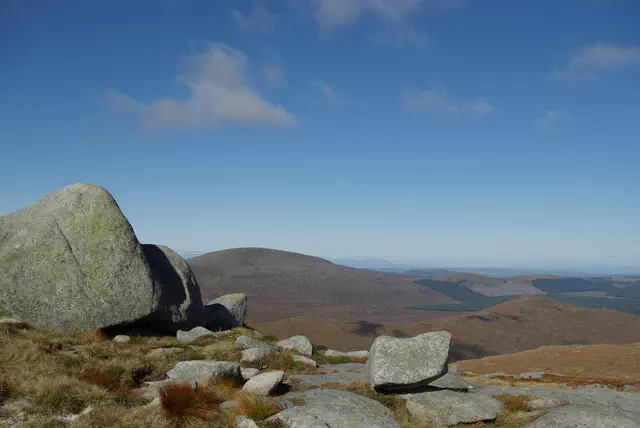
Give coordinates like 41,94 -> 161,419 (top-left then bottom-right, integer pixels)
236,416 -> 259,428
277,335 -> 313,356
0,318 -> 29,328
292,355 -> 317,368
324,349 -> 369,359
241,367 -> 260,381
112,335 -> 131,343
146,347 -> 184,359
204,293 -> 247,330
528,397 -> 563,409
242,371 -> 284,395
235,335 -> 276,350
369,331 -> 451,393
0,183 -> 204,334
400,390 -> 503,425
166,361 -> 242,382
526,405 -> 640,427
241,347 -> 279,363
177,326 -> 216,344
271,389 -> 400,428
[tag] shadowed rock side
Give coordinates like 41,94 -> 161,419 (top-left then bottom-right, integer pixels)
0,183 -> 204,334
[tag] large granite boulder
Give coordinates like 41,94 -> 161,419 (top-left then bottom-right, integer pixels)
204,293 -> 247,330
400,390 -> 503,425
0,183 -> 204,334
369,331 -> 451,393
526,405 -> 640,427
271,389 -> 401,428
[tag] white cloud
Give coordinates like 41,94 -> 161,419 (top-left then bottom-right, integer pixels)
312,79 -> 343,104
314,0 -> 458,30
108,43 -> 296,129
230,2 -> 278,32
403,87 -> 494,117
554,42 -> 640,84
536,110 -> 566,129
263,65 -> 285,85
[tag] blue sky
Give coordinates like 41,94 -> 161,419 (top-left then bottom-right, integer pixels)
1,0 -> 639,272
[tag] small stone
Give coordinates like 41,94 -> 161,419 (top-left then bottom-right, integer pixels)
293,355 -> 317,368
235,335 -> 276,350
242,371 -> 284,395
221,400 -> 239,409
241,347 -> 279,363
113,335 -> 131,343
236,416 -> 259,428
177,326 -> 217,344
241,367 -> 260,381
277,335 -> 313,356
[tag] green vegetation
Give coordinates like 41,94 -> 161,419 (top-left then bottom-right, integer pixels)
409,279 -> 514,312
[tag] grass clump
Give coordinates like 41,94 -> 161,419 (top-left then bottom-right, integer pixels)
313,353 -> 367,365
495,394 -> 533,412
242,350 -> 315,374
159,381 -> 221,427
235,390 -> 281,421
33,376 -> 108,415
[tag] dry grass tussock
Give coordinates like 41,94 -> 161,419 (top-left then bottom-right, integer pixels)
159,381 -> 221,427
494,394 -> 533,412
234,390 -> 281,420
0,324 -> 267,426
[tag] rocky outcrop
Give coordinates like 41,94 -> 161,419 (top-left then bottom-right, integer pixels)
204,293 -> 247,330
277,335 -> 313,356
0,183 -> 204,334
400,390 -> 503,425
235,336 -> 276,350
273,389 -> 400,428
369,331 -> 451,393
526,405 -> 640,427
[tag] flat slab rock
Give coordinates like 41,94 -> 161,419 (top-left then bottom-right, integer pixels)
400,390 -> 503,426
271,389 -> 400,428
369,331 -> 451,393
526,405 -> 640,427
166,361 -> 241,382
241,347 -> 279,363
177,326 -> 216,343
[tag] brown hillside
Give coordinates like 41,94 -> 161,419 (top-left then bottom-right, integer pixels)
189,247 -> 456,322
457,342 -> 640,384
253,296 -> 640,361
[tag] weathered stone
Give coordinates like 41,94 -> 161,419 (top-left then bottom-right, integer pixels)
241,347 -> 279,363
177,326 -> 217,344
0,399 -> 33,414
166,361 -> 242,382
518,371 -> 547,380
0,183 -> 204,334
235,336 -> 276,350
0,318 -> 29,329
400,390 -> 503,425
369,331 -> 451,393
526,405 -> 640,427
204,293 -> 247,330
236,416 -> 259,428
112,335 -> 131,343
324,349 -> 369,359
277,335 -> 313,356
241,367 -> 260,381
271,389 -> 400,428
242,371 -> 284,395
292,355 -> 317,368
